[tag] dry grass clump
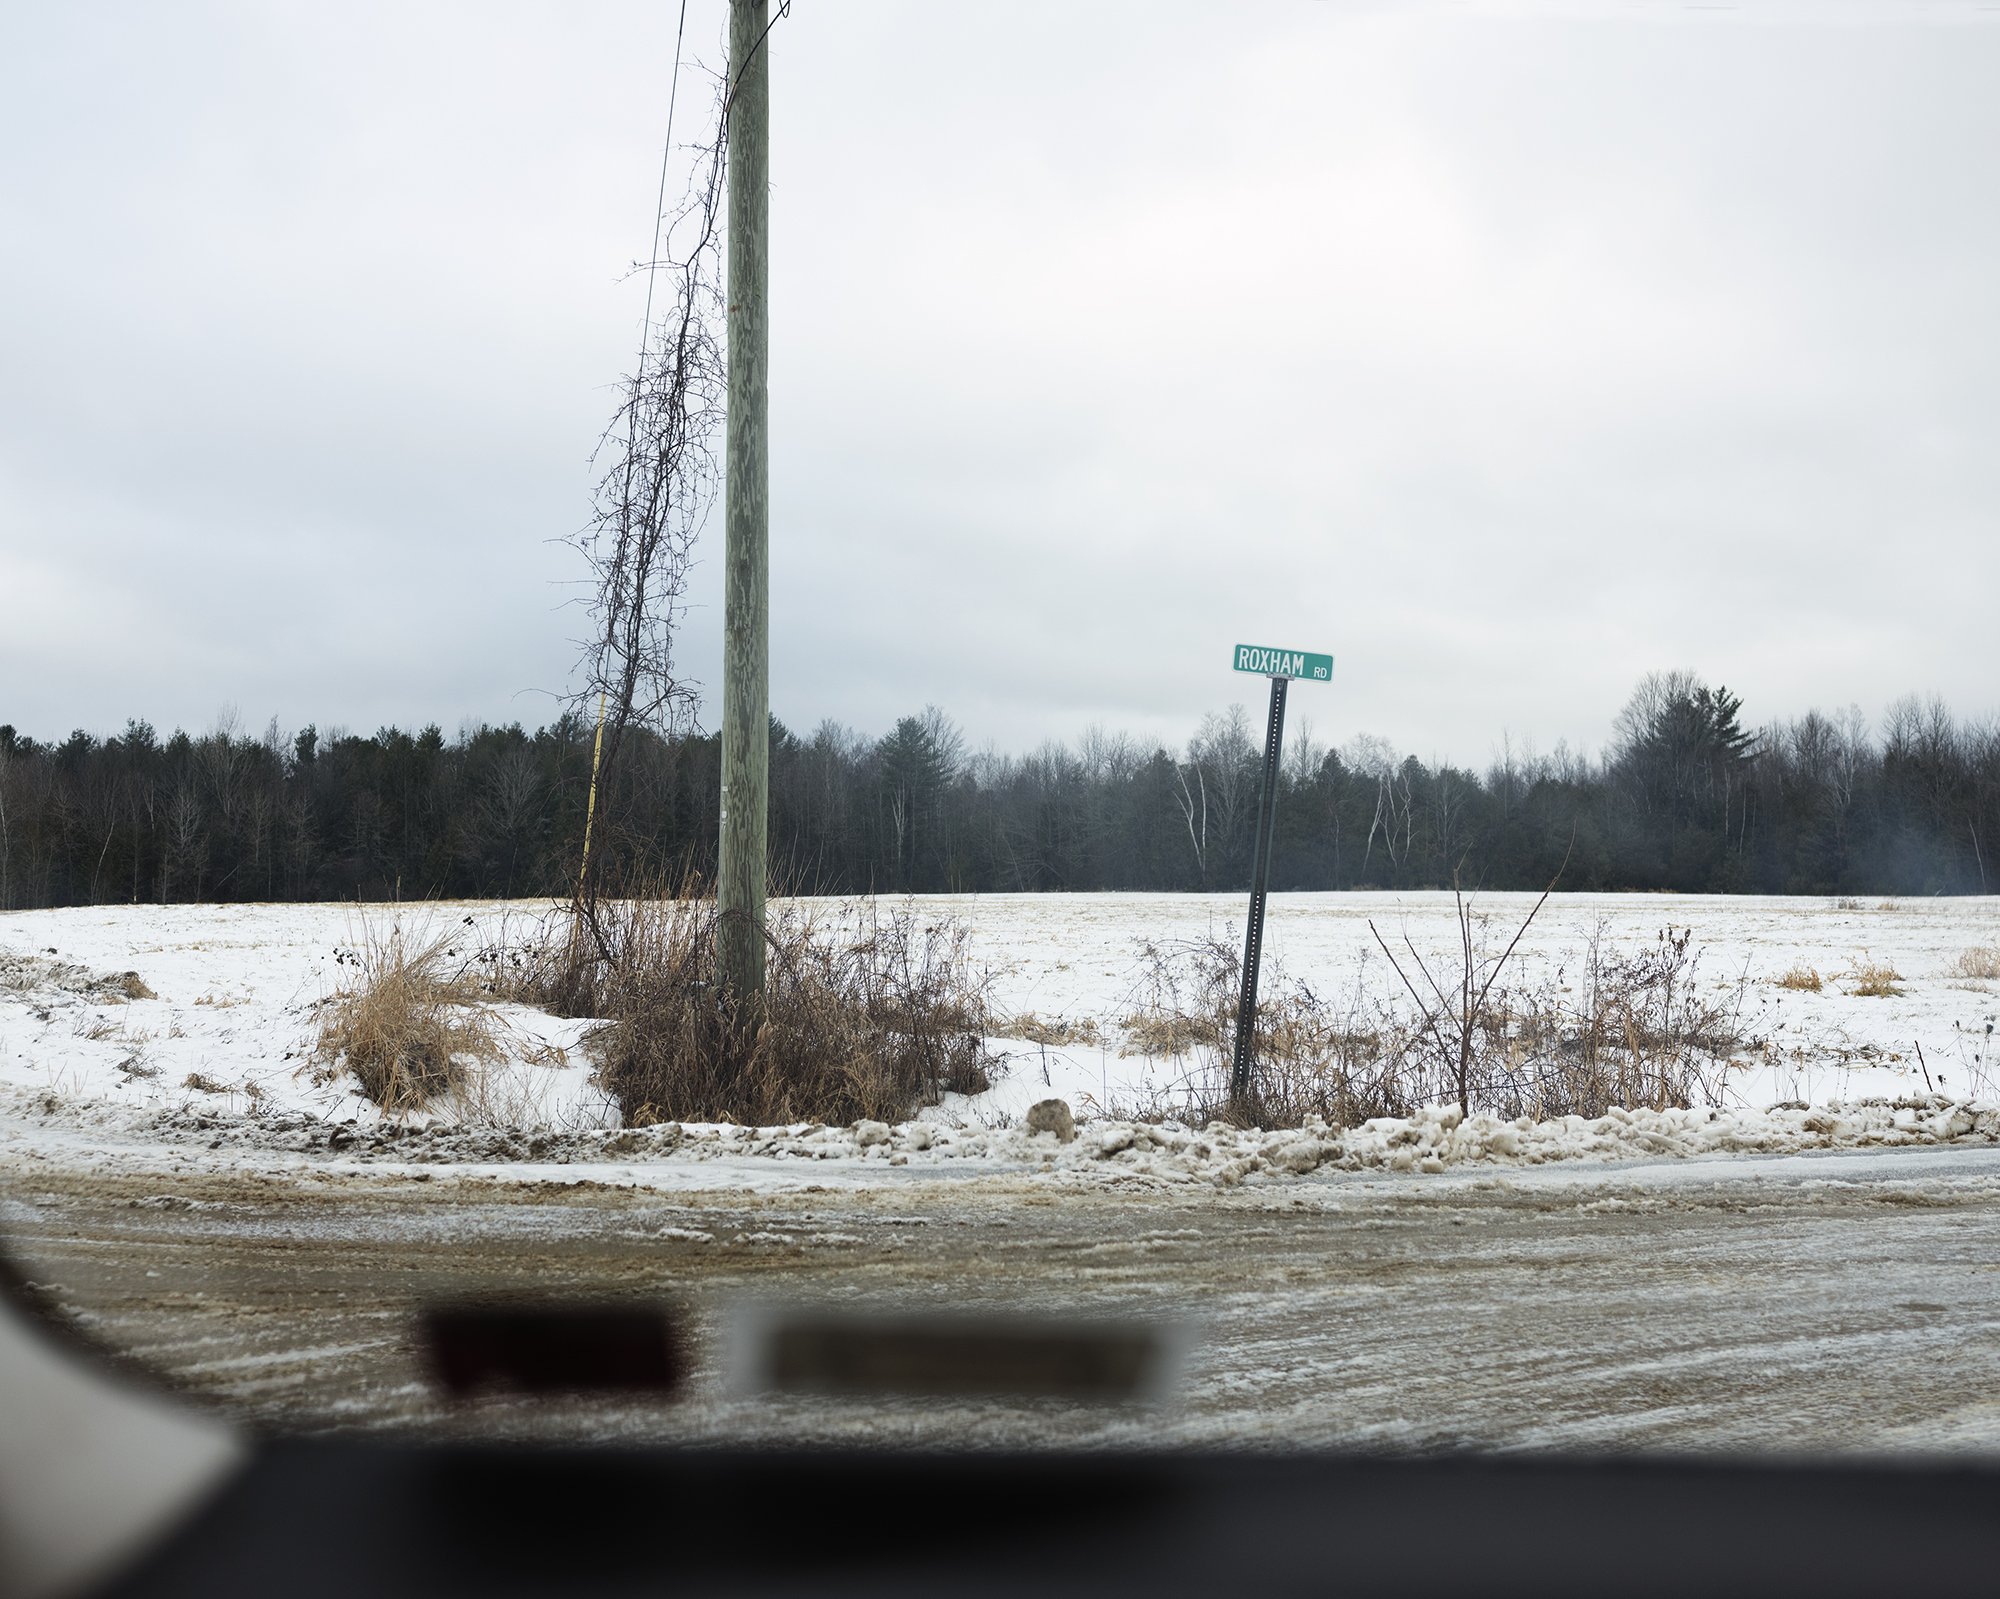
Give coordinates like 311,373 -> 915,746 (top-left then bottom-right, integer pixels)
996,1012 -> 1102,1047
1485,927 -> 1743,1119
1120,936 -> 1414,1129
1120,1012 -> 1223,1057
1120,938 -> 1232,1060
314,921 -> 502,1112
529,885 -> 996,1127
0,952 -> 153,1003
1776,965 -> 1824,992
1949,946 -> 2000,981
1119,922 -> 1745,1129
1848,957 -> 1904,998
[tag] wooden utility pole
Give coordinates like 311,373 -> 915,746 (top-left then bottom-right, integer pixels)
719,0 -> 770,1000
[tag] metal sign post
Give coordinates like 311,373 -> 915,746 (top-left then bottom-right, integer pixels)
1227,643 -> 1333,1104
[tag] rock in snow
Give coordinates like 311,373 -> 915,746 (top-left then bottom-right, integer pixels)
1026,1098 -> 1077,1142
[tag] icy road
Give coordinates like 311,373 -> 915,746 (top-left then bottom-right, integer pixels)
7,1142 -> 2000,1453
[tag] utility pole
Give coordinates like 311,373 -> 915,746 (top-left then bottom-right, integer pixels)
719,0 -> 769,1001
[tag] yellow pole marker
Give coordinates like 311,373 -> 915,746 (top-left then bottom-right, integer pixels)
577,689 -> 608,901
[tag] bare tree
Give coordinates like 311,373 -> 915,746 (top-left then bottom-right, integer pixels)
1189,706 -> 1256,870
1079,723 -> 1138,785
1173,761 -> 1208,881
200,706 -> 247,828
1284,714 -> 1324,790
1430,764 -> 1474,871
570,76 -> 731,911
1970,717 -> 2000,894
1344,733 -> 1400,880
162,780 -> 205,902
478,746 -> 545,896
1487,729 -> 1533,820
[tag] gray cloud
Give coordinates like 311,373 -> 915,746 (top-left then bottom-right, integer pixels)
4,2 -> 1996,767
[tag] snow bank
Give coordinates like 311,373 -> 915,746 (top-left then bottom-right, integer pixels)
568,1094 -> 2000,1185
11,1082 -> 1996,1192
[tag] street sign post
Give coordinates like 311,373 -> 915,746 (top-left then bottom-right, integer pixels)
1228,644 -> 1333,1104
1232,645 -> 1333,682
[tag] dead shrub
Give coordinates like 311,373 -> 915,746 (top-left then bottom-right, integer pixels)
1120,937 -> 1234,1060
1120,1011 -> 1223,1057
1848,957 -> 1904,998
1,952 -> 155,1005
1482,925 -> 1743,1119
1949,946 -> 2000,981
996,1012 -> 1102,1048
314,920 -> 502,1112
1371,884 -> 1565,1118
1118,936 -> 1416,1129
1776,965 -> 1824,992
1119,919 -> 1746,1129
465,910 -> 571,1003
527,883 -> 996,1127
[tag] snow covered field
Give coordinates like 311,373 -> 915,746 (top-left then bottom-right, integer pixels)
3,891 -> 1997,1162
962,889 -> 2000,1123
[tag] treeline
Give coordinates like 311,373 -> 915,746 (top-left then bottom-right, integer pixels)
1,674 -> 1995,910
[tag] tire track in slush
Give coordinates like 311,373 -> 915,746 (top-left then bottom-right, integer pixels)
6,1155 -> 2000,1453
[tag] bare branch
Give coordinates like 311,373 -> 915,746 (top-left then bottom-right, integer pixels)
568,74 -> 732,903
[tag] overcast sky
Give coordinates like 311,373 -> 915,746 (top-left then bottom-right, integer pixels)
4,1 -> 1997,770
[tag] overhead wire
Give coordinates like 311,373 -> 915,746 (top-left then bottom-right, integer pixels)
635,0 -> 692,391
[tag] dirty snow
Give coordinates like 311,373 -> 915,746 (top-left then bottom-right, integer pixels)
9,1077 -> 2000,1197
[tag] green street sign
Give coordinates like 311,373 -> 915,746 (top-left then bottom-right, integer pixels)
1231,644 -> 1333,682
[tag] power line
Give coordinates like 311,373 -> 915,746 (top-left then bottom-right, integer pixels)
635,0 -> 692,386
